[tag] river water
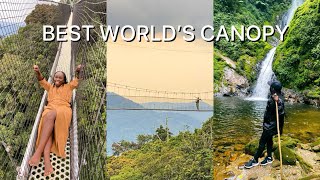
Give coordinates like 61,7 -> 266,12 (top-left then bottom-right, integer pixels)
213,97 -> 320,148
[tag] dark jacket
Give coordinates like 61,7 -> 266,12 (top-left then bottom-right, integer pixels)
263,95 -> 285,135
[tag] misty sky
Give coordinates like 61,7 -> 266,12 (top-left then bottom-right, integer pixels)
107,0 -> 213,94
107,0 -> 213,37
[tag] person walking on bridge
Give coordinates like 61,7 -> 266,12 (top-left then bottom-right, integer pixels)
195,97 -> 201,110
28,64 -> 82,176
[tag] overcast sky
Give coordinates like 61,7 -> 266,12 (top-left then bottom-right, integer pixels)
107,0 -> 213,93
107,0 -> 213,36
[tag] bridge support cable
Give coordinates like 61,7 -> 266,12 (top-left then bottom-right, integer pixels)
71,0 -> 107,179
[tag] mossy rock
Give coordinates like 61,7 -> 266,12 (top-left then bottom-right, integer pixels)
274,145 -> 296,165
299,173 -> 320,180
311,137 -> 320,147
244,139 -> 259,156
273,136 -> 300,149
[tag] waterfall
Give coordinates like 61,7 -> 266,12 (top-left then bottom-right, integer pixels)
248,0 -> 304,101
249,48 -> 276,100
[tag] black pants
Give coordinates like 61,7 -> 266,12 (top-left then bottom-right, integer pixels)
254,130 -> 273,161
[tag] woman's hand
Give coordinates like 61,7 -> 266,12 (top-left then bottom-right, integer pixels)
33,65 -> 40,73
33,65 -> 44,81
272,93 -> 279,102
75,64 -> 84,79
76,64 -> 83,73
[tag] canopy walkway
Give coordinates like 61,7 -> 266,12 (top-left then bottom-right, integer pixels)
0,0 -> 106,179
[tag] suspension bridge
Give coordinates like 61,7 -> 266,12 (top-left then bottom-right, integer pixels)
107,82 -> 213,112
0,0 -> 106,179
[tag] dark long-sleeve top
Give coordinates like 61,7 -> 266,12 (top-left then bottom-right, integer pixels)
263,95 -> 285,135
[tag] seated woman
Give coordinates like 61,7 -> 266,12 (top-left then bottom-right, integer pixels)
28,64 -> 82,176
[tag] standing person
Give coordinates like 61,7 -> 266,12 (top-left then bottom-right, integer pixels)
28,64 -> 82,176
195,97 -> 201,110
244,80 -> 285,168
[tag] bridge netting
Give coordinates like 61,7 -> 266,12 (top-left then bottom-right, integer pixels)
0,0 -> 106,179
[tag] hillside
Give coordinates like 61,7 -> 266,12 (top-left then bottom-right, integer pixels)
107,117 -> 213,179
273,0 -> 320,99
106,93 -> 212,154
214,0 -> 291,83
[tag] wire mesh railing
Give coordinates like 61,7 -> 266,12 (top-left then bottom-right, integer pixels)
71,0 -> 107,179
0,1 -> 70,179
1,0 -> 107,179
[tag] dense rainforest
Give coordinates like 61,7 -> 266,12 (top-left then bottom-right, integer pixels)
0,5 -> 62,178
273,0 -> 320,98
106,120 -> 213,179
0,3 -> 107,178
214,0 -> 292,83
215,0 -> 320,100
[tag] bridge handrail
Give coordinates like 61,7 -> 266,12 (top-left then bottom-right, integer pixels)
17,40 -> 62,180
70,89 -> 79,180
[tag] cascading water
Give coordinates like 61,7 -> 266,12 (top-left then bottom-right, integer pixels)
249,48 -> 276,100
248,0 -> 304,101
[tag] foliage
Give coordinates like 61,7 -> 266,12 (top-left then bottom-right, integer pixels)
25,4 -> 61,26
75,39 -> 107,179
107,120 -> 213,179
213,55 -> 227,87
273,0 -> 320,96
214,0 -> 290,83
0,4 -> 61,177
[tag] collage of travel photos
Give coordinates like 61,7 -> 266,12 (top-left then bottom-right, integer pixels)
213,0 -> 320,179
106,0 -> 214,179
0,0 -> 319,180
0,0 -> 107,179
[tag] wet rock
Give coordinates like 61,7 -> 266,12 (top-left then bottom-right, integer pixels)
234,144 -> 245,151
272,88 -> 320,107
224,150 -> 231,157
299,143 -> 311,150
230,153 -> 239,162
217,67 -> 249,97
245,139 -> 259,156
218,146 -> 225,153
313,155 -> 320,161
225,170 -> 235,177
282,88 -> 305,103
273,136 -> 300,150
248,174 -> 258,180
272,160 -> 280,167
274,146 -> 297,165
311,137 -> 320,147
262,177 -> 276,180
224,146 -> 233,150
312,145 -> 320,152
283,136 -> 299,148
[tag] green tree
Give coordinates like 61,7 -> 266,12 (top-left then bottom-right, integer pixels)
154,125 -> 172,141
273,0 -> 320,97
25,4 -> 61,25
